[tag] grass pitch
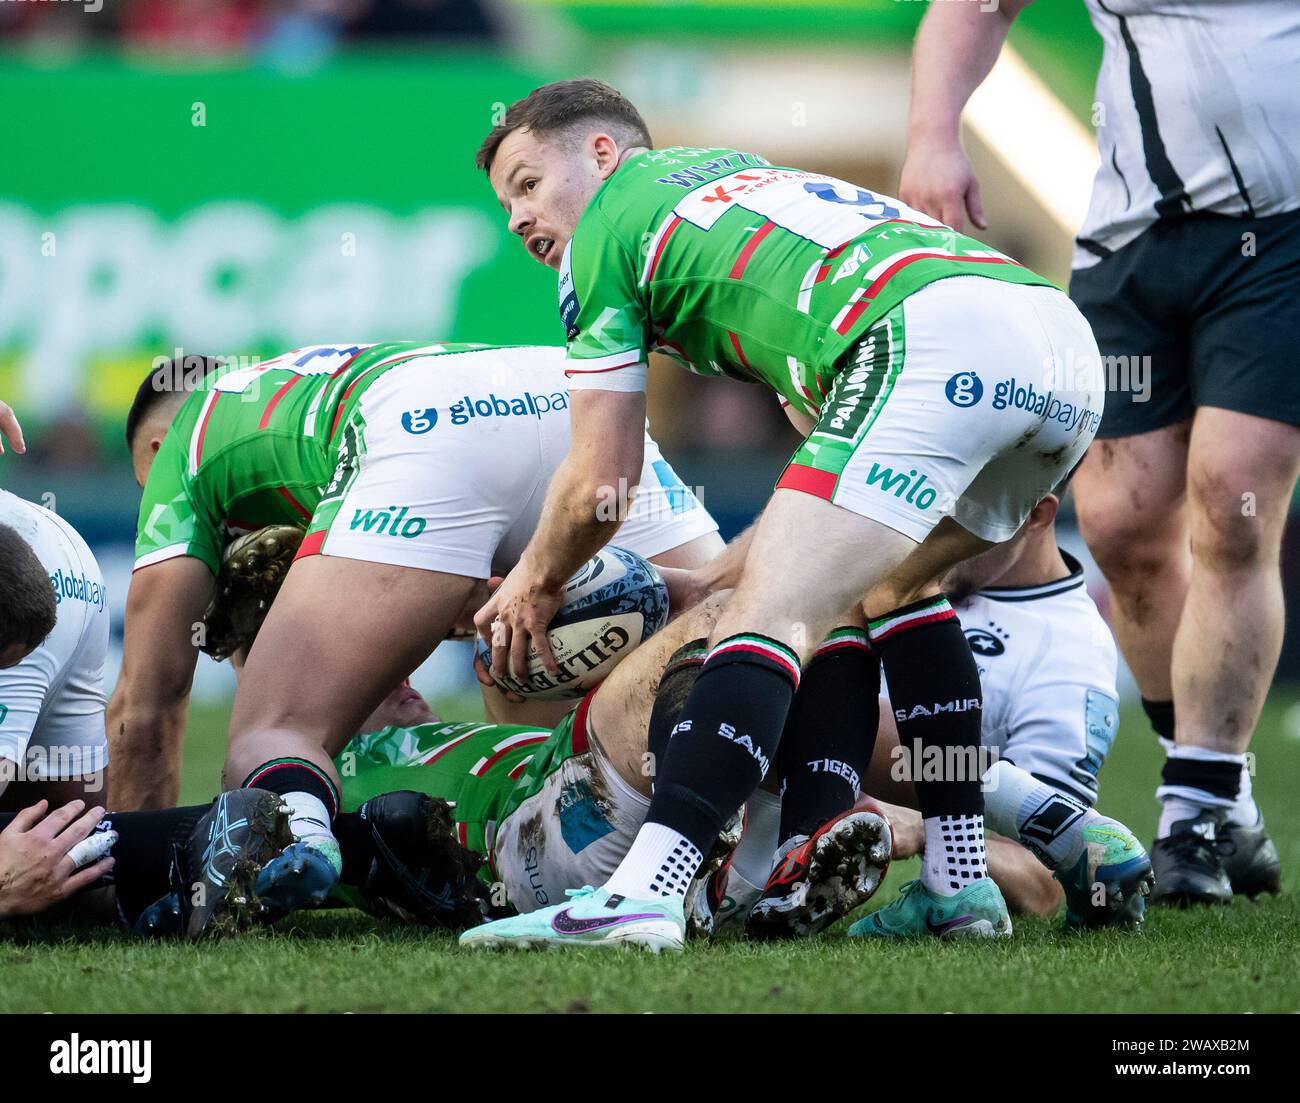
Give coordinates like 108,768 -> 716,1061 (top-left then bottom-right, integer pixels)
4,694 -> 1299,1014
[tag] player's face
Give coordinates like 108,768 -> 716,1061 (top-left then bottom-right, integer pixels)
489,128 -> 606,272
358,679 -> 437,734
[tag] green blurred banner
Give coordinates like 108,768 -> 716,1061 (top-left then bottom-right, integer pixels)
0,51 -> 559,437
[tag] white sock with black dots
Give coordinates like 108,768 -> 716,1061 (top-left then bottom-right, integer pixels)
604,821 -> 705,900
922,813 -> 988,896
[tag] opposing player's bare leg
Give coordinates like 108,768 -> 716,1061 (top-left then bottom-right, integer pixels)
1078,411 -> 1296,903
1074,424 -> 1191,705
225,555 -> 475,911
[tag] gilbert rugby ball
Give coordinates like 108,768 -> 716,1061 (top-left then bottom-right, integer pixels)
479,546 -> 670,700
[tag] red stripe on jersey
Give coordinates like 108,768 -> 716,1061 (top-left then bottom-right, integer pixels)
507,756 -> 534,781
571,686 -> 601,756
836,254 -> 1019,335
258,375 -> 303,429
565,358 -> 640,376
276,486 -> 312,522
328,362 -> 387,439
295,529 -> 326,560
646,216 -> 682,283
193,393 -> 220,468
776,462 -> 837,501
815,242 -> 851,285
475,735 -> 550,776
729,220 -> 776,279
727,330 -> 752,370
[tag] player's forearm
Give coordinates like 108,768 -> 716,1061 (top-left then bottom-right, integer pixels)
106,688 -> 186,809
522,438 -> 643,589
907,0 -> 1026,146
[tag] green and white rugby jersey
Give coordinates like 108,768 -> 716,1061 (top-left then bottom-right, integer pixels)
337,709 -> 588,890
133,342 -> 496,574
560,147 -> 1056,416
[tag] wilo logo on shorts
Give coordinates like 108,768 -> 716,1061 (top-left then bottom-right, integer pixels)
992,377 -> 1103,435
448,391 -> 568,426
349,506 -> 427,539
865,463 -> 938,511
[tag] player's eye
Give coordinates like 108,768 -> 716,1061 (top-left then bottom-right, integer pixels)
524,179 -> 538,193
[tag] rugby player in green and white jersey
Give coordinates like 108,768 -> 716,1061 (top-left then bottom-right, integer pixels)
467,80 -> 1106,948
112,342 -> 721,913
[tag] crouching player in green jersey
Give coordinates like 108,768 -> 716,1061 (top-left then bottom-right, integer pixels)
112,343 -> 721,918
470,80 -> 1105,948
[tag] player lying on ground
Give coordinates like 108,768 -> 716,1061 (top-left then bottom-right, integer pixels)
709,489 -> 1154,936
1,672 -> 496,934
471,79 -> 1105,947
113,343 -> 721,917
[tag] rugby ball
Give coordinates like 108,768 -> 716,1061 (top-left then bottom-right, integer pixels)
478,546 -> 670,700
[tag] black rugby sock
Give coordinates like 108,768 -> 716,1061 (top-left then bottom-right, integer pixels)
870,596 -> 984,820
777,627 -> 878,842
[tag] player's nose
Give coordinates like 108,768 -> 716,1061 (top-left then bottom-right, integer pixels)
509,205 -> 534,238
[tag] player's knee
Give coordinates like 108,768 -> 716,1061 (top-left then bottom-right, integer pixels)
1188,463 -> 1282,571
1076,493 -> 1178,583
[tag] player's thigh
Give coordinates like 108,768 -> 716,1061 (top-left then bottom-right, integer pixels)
714,488 -> 918,657
587,592 -> 729,793
1186,406 -> 1300,564
229,556 -> 476,755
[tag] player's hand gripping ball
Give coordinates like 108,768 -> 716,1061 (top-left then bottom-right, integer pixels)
478,546 -> 669,700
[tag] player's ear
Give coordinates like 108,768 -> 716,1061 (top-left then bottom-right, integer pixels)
592,133 -> 621,178
1027,493 -> 1060,531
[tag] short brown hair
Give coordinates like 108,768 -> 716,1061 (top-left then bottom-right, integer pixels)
0,523 -> 56,656
476,78 -> 653,173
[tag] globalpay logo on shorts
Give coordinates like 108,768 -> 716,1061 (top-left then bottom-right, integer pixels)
945,371 -> 983,407
992,378 -> 1102,434
403,392 -> 569,430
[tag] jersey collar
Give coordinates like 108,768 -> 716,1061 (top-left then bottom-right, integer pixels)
974,550 -> 1086,603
